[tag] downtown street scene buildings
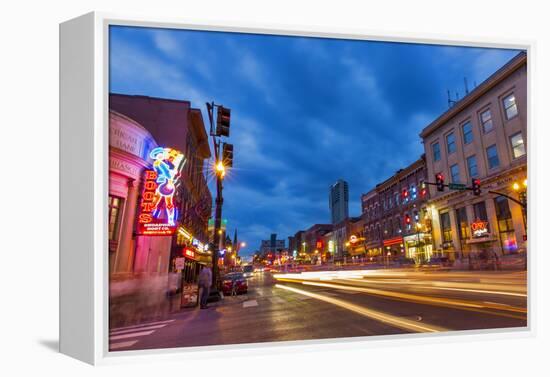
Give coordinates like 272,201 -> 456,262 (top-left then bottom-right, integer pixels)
279,52 -> 527,267
105,25 -> 529,353
108,94 -> 217,325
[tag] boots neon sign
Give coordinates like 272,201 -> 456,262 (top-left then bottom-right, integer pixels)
138,147 -> 185,236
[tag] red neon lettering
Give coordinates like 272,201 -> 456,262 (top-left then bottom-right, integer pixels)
139,213 -> 153,223
143,191 -> 155,201
145,170 -> 157,180
141,202 -> 156,212
144,180 -> 157,190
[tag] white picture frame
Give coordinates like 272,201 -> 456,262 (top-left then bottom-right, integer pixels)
59,11 -> 535,365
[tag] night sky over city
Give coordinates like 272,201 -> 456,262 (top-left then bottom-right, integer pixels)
109,25 -> 521,258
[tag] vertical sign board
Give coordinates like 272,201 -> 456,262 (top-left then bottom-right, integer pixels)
137,170 -> 178,235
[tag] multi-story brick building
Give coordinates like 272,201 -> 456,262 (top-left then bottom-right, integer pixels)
109,94 -> 213,276
420,52 -> 527,260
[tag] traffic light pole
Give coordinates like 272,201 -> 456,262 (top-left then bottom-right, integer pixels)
424,181 -> 526,209
212,141 -> 223,289
206,101 -> 233,291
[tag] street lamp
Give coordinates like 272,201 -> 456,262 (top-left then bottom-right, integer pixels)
512,178 -> 527,230
215,160 -> 226,178
415,222 -> 422,261
206,101 -> 234,296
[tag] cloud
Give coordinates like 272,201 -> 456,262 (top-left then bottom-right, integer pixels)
340,56 -> 393,119
236,51 -> 278,106
110,36 -> 208,108
110,26 -> 522,256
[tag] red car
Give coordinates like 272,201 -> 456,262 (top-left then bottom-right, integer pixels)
221,272 -> 248,295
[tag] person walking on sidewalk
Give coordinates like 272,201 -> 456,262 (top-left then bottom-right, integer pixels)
198,264 -> 212,309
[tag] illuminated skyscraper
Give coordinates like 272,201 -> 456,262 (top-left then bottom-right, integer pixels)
329,179 -> 349,224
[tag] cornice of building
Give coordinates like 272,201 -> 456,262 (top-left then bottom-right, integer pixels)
419,52 -> 527,139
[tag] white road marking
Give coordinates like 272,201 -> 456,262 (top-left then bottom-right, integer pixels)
110,324 -> 169,335
109,340 -> 139,350
243,300 -> 259,308
110,330 -> 155,340
110,319 -> 175,332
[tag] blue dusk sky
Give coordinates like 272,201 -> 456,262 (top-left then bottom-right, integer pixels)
109,25 -> 522,257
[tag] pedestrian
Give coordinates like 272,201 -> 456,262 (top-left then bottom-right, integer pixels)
198,264 -> 212,309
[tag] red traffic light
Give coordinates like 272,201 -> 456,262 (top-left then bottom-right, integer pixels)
402,188 -> 409,198
472,178 -> 481,196
435,173 -> 445,192
404,214 -> 411,224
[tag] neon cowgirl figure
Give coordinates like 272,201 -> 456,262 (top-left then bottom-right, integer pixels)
149,147 -> 185,226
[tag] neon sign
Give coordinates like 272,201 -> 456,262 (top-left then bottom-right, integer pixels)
471,220 -> 489,238
350,235 -> 358,244
183,248 -> 196,260
137,147 -> 185,236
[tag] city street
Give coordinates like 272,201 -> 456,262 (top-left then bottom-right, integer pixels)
109,269 -> 527,351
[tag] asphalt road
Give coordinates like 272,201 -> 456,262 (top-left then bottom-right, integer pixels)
109,268 -> 527,352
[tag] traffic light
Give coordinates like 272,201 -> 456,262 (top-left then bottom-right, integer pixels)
404,214 -> 411,225
436,173 -> 445,192
402,188 -> 409,199
222,143 -> 234,167
420,181 -> 427,197
216,106 -> 231,137
472,178 -> 481,196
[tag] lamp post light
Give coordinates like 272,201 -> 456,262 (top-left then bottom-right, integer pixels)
512,178 -> 527,231
206,101 -> 234,295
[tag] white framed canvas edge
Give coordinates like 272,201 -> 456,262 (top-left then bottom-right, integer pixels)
59,11 -> 537,366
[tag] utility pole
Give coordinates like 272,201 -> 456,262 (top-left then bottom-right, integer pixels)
206,102 -> 233,294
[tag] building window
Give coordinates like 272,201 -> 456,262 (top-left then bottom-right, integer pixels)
446,132 -> 456,154
455,207 -> 469,240
432,142 -> 441,161
109,196 -> 124,241
486,144 -> 500,169
510,132 -> 526,159
450,164 -> 460,183
503,93 -> 518,120
440,212 -> 452,243
480,109 -> 494,133
462,121 -> 473,145
466,155 -> 478,178
473,201 -> 489,232
494,196 -> 518,253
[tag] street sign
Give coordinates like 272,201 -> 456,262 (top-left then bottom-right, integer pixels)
174,257 -> 185,270
449,183 -> 467,190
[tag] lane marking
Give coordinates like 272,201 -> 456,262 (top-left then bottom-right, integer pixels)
243,300 -> 258,308
275,284 -> 446,333
110,319 -> 175,332
109,340 -> 139,350
109,324 -> 169,335
110,330 -> 155,340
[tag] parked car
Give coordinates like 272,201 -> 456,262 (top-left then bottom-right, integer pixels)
221,272 -> 248,295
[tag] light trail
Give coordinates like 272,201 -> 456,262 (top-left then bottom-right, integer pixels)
338,278 -> 527,297
274,284 -> 447,333
294,280 -> 527,318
